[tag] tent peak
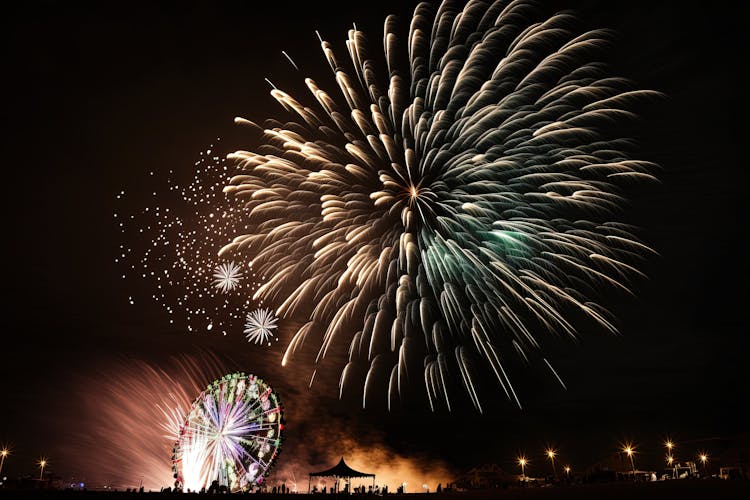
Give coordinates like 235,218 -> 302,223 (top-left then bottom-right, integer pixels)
309,457 -> 375,478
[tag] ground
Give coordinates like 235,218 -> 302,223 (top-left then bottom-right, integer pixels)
1,479 -> 749,498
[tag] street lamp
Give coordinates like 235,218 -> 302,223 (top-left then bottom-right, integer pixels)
665,455 -> 675,479
699,453 -> 708,476
0,448 -> 9,477
564,466 -> 571,481
517,457 -> 527,481
38,458 -> 47,481
622,444 -> 636,478
665,440 -> 676,463
546,449 -> 557,481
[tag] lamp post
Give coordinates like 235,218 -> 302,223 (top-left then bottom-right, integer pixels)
623,445 -> 636,479
546,449 -> 557,481
699,453 -> 708,476
517,457 -> 527,481
665,440 -> 675,464
0,448 -> 9,477
38,458 -> 47,481
666,454 -> 675,479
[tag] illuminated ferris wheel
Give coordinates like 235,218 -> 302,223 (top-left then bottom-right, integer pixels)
172,372 -> 284,492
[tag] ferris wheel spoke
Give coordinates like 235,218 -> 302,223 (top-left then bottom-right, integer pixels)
247,422 -> 279,433
240,434 -> 279,447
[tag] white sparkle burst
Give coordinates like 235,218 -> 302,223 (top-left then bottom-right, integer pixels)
212,261 -> 243,293
243,308 -> 278,345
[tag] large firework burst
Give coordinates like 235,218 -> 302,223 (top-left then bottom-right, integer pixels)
220,0 -> 661,412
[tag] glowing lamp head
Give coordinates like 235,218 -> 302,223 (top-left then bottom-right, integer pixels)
518,457 -> 527,467
666,440 -> 673,450
39,459 -> 46,467
1,449 -> 8,457
564,466 -> 571,473
546,449 -> 556,460
699,454 -> 708,464
667,455 -> 674,465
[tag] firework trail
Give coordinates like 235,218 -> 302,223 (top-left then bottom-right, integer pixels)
67,354 -> 227,490
221,0 -> 661,412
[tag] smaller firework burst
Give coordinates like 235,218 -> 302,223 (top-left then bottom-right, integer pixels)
213,261 -> 243,293
244,308 -> 278,345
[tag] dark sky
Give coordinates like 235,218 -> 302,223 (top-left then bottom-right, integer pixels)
2,0 -> 747,487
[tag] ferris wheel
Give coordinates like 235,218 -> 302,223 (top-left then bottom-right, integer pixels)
172,372 -> 284,492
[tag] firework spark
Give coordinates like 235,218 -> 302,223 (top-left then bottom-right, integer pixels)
244,308 -> 279,345
116,146 -> 268,335
213,261 -> 244,293
219,0 -> 662,411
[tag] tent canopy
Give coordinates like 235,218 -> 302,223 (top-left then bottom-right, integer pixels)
309,457 -> 375,478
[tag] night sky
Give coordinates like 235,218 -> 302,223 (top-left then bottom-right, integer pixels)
2,0 -> 747,490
